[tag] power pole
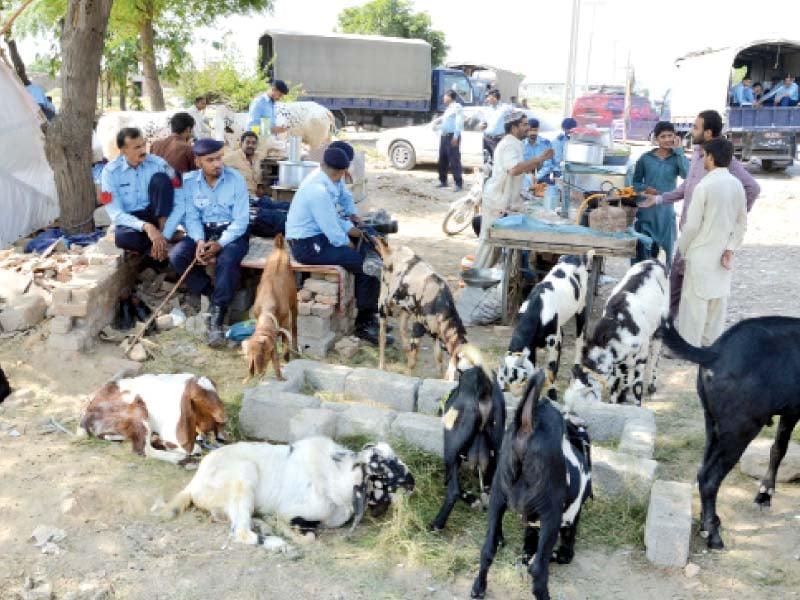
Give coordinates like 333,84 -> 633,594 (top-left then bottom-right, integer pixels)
584,1 -> 604,94
563,0 -> 581,117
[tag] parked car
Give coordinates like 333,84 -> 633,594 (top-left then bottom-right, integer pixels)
572,92 -> 662,140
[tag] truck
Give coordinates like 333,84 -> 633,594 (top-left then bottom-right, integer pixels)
444,61 -> 525,105
669,38 -> 800,171
257,30 -> 482,128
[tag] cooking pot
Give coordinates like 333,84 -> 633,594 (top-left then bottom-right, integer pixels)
278,160 -> 319,188
565,141 -> 605,165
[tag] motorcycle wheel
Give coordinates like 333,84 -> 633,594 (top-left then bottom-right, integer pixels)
442,200 -> 478,236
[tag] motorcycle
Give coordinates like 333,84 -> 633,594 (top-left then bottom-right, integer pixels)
441,165 -> 490,236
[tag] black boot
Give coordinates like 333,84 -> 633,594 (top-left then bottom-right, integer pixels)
208,304 -> 227,348
355,312 -> 393,346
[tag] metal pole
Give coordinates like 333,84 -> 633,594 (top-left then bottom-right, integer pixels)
563,0 -> 581,118
584,2 -> 599,95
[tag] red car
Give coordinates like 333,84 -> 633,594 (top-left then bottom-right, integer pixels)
572,93 -> 661,140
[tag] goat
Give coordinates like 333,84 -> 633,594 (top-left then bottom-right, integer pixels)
498,253 -> 592,400
244,233 -> 297,381
374,237 -> 469,380
160,437 -> 415,551
0,364 -> 10,403
564,258 -> 668,408
471,370 -> 592,600
662,316 -> 800,550
430,360 -> 506,531
78,373 -> 227,464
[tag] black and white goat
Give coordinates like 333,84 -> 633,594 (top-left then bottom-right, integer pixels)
430,362 -> 506,531
564,258 -> 668,408
662,316 -> 800,550
0,364 -> 10,403
161,436 -> 414,551
498,253 -> 592,400
471,370 -> 592,600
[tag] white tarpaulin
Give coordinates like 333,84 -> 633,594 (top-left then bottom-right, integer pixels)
0,60 -> 58,249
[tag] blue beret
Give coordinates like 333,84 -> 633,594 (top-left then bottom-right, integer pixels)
323,147 -> 350,170
193,138 -> 225,156
328,140 -> 355,161
528,118 -> 540,128
272,80 -> 289,94
561,117 -> 578,131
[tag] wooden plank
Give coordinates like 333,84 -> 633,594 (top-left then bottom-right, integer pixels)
488,227 -> 636,257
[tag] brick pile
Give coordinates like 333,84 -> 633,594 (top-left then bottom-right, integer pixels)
295,272 -> 356,359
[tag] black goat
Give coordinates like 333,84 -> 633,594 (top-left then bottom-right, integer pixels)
0,365 -> 10,403
429,365 -> 506,531
662,316 -> 800,550
471,370 -> 592,600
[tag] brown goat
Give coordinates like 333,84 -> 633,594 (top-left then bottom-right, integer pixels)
245,233 -> 298,380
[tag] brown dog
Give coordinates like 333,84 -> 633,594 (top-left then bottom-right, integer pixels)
245,233 -> 298,380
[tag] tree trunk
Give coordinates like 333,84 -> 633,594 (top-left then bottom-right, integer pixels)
4,35 -> 29,84
119,74 -> 127,111
44,0 -> 114,235
105,75 -> 112,107
139,8 -> 164,111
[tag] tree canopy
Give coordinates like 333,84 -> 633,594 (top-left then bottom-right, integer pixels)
337,0 -> 448,66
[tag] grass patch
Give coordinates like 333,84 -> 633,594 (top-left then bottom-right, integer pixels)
654,433 -> 705,481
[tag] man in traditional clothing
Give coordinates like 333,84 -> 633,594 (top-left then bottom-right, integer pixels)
223,131 -> 266,197
187,96 -> 212,139
150,112 -> 196,177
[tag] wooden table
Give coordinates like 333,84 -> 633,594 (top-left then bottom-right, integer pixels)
487,223 -> 637,325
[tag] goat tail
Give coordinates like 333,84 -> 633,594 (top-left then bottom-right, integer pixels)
273,233 -> 286,251
661,317 -> 718,367
515,369 -> 547,433
161,486 -> 193,519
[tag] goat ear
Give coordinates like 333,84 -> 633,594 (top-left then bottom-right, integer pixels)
176,380 -> 198,453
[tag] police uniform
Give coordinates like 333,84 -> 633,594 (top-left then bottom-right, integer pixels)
100,153 -> 181,254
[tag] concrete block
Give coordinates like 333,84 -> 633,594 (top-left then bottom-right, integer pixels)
740,438 -> 800,483
334,336 -> 360,359
0,270 -> 32,300
311,303 -> 334,319
645,480 -> 693,568
298,302 -> 312,316
619,418 -> 657,459
94,205 -> 111,228
569,397 -> 655,442
324,274 -> 339,283
0,294 -> 47,331
69,286 -> 94,304
297,315 -> 332,339
336,404 -> 397,438
303,279 -> 339,296
282,359 -> 351,394
344,367 -> 421,412
50,315 -> 73,335
52,301 -> 89,318
297,332 -> 336,359
391,412 -> 443,457
320,401 -> 348,412
315,294 -> 338,306
417,379 -> 458,416
51,287 -> 72,304
239,388 -> 321,442
297,289 -> 314,302
46,327 -> 92,352
592,446 -> 658,503
289,408 -> 337,442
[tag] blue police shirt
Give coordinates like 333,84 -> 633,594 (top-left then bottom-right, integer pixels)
483,103 -> 511,137
730,83 -> 755,105
297,167 -> 357,235
247,94 -> 277,129
101,154 -> 179,232
25,84 -> 47,106
762,81 -> 799,103
286,170 -> 351,247
523,136 -> 554,185
551,133 -> 569,171
440,102 -> 464,137
180,167 -> 250,247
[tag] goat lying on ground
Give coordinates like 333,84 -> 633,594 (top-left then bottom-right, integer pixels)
430,359 -> 506,531
78,373 -> 227,464
374,238 -> 470,380
161,437 -> 415,551
564,258 -> 668,407
498,253 -> 592,400
0,364 -> 10,403
662,316 -> 800,550
244,233 -> 297,381
471,370 -> 592,600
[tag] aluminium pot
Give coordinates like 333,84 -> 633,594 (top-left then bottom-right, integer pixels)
278,160 -> 319,188
564,141 -> 605,165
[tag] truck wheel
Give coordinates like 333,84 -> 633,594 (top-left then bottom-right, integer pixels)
389,141 -> 416,170
762,159 -> 774,172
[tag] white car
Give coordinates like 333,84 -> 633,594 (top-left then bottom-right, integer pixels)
376,108 -> 559,170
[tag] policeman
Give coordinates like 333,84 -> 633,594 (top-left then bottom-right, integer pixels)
286,146 -> 392,346
247,80 -> 290,133
169,138 -> 250,347
101,127 -> 183,261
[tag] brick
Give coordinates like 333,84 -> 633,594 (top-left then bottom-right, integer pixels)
592,446 -> 658,503
0,270 -> 32,300
315,294 -> 338,306
47,327 -> 91,352
336,404 -> 397,438
619,418 -> 657,459
283,359 -> 351,393
0,293 -> 47,331
50,315 -> 73,335
645,480 -> 693,568
297,315 -> 332,339
569,397 -> 655,442
52,287 -> 72,303
289,408 -> 337,442
324,274 -> 339,283
69,286 -> 94,304
303,279 -> 339,296
52,301 -> 89,318
311,303 -> 334,319
344,368 -> 421,412
390,412 -> 443,456
297,332 -> 336,359
297,289 -> 314,302
417,379 -> 458,416
740,439 -> 800,483
239,388 -> 321,442
298,302 -> 312,316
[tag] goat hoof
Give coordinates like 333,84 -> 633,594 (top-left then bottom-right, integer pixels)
480,492 -> 490,508
754,492 -> 772,508
699,529 -> 709,539
647,383 -> 657,395
707,536 -> 725,551
428,521 -> 444,532
552,546 -> 574,564
470,582 -> 486,599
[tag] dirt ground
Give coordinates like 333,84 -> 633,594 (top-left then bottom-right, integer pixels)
1,146 -> 799,600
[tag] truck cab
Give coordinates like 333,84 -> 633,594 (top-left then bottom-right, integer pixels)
431,68 -> 481,112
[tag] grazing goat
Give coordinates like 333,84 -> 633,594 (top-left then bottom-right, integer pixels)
471,370 -> 592,600
161,437 -> 415,551
498,253 -> 592,400
374,238 -> 470,380
430,361 -> 506,531
78,374 -> 227,464
662,316 -> 800,550
564,258 -> 668,408
0,364 -> 10,403
245,233 -> 297,381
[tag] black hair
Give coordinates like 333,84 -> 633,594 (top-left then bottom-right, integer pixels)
170,111 -> 195,134
116,127 -> 142,149
653,121 -> 675,137
697,110 -> 723,138
785,73 -> 793,79
504,114 -> 525,134
702,137 -> 733,168
445,90 -> 458,101
240,130 -> 258,144
742,74 -> 752,81
488,89 -> 501,100
272,80 -> 289,94
194,96 -> 206,105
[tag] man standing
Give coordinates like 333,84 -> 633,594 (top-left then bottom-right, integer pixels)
150,112 -> 196,177
757,74 -> 799,107
480,90 -> 511,159
676,138 -> 746,346
436,90 -> 464,192
522,117 -> 554,188
247,80 -> 290,133
223,131 -> 266,197
550,117 -> 577,179
640,109 -> 759,317
286,146 -> 392,346
101,127 -> 183,261
187,96 -> 212,138
169,139 -> 250,347
729,76 -> 755,106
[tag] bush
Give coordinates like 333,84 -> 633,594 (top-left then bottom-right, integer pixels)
176,57 -> 271,112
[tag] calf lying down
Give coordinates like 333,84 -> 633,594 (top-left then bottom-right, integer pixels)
161,437 -> 415,551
